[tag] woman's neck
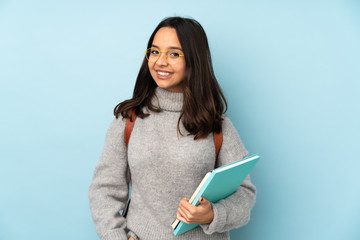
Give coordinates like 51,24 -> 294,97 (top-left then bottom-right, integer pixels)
151,87 -> 183,112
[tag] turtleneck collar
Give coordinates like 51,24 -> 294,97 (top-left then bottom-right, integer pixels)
151,87 -> 183,112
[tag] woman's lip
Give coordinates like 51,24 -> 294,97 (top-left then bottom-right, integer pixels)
156,71 -> 173,79
156,70 -> 173,73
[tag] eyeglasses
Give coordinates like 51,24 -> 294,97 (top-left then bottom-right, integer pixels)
145,47 -> 185,65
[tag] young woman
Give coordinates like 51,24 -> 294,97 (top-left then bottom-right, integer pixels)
88,17 -> 256,240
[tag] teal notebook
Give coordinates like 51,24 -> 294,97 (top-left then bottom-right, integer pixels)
171,154 -> 260,236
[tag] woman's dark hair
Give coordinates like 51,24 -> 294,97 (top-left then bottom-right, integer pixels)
114,16 -> 227,140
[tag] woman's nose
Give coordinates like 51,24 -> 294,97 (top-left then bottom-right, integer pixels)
156,52 -> 168,66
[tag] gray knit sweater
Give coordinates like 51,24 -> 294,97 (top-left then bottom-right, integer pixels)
88,87 -> 256,240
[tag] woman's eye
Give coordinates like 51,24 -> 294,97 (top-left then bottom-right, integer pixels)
170,52 -> 180,57
151,50 -> 159,55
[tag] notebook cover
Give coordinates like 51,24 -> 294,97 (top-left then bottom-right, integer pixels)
173,154 -> 260,236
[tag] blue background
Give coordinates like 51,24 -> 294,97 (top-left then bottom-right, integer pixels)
1,0 -> 359,239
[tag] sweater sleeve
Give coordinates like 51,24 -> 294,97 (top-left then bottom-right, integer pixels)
200,117 -> 257,235
88,117 -> 134,240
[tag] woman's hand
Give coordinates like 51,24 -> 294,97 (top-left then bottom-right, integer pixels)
176,197 -> 214,225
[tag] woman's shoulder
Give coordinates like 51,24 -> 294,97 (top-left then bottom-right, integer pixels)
105,116 -> 127,138
219,115 -> 249,159
221,115 -> 237,132
221,115 -> 247,143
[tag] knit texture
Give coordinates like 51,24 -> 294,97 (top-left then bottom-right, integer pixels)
88,87 -> 256,240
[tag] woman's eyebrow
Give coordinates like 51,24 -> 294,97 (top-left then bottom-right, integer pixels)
151,44 -> 183,51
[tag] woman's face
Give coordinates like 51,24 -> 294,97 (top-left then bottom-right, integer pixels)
148,27 -> 186,93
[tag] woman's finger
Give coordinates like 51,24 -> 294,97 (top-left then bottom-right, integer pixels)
180,198 -> 198,214
179,199 -> 193,217
177,207 -> 190,221
176,210 -> 187,223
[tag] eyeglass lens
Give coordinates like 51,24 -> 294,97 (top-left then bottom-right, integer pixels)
146,48 -> 182,64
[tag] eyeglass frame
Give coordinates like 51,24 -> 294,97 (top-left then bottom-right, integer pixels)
144,47 -> 185,65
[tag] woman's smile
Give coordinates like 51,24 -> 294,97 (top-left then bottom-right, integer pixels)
156,70 -> 174,79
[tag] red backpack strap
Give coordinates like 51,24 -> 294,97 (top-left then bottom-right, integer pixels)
214,130 -> 223,159
125,109 -> 136,146
122,109 -> 136,218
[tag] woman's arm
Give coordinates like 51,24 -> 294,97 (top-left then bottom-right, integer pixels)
88,117 -> 131,240
200,117 -> 257,234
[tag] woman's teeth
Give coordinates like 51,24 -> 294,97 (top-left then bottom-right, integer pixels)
158,71 -> 171,75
